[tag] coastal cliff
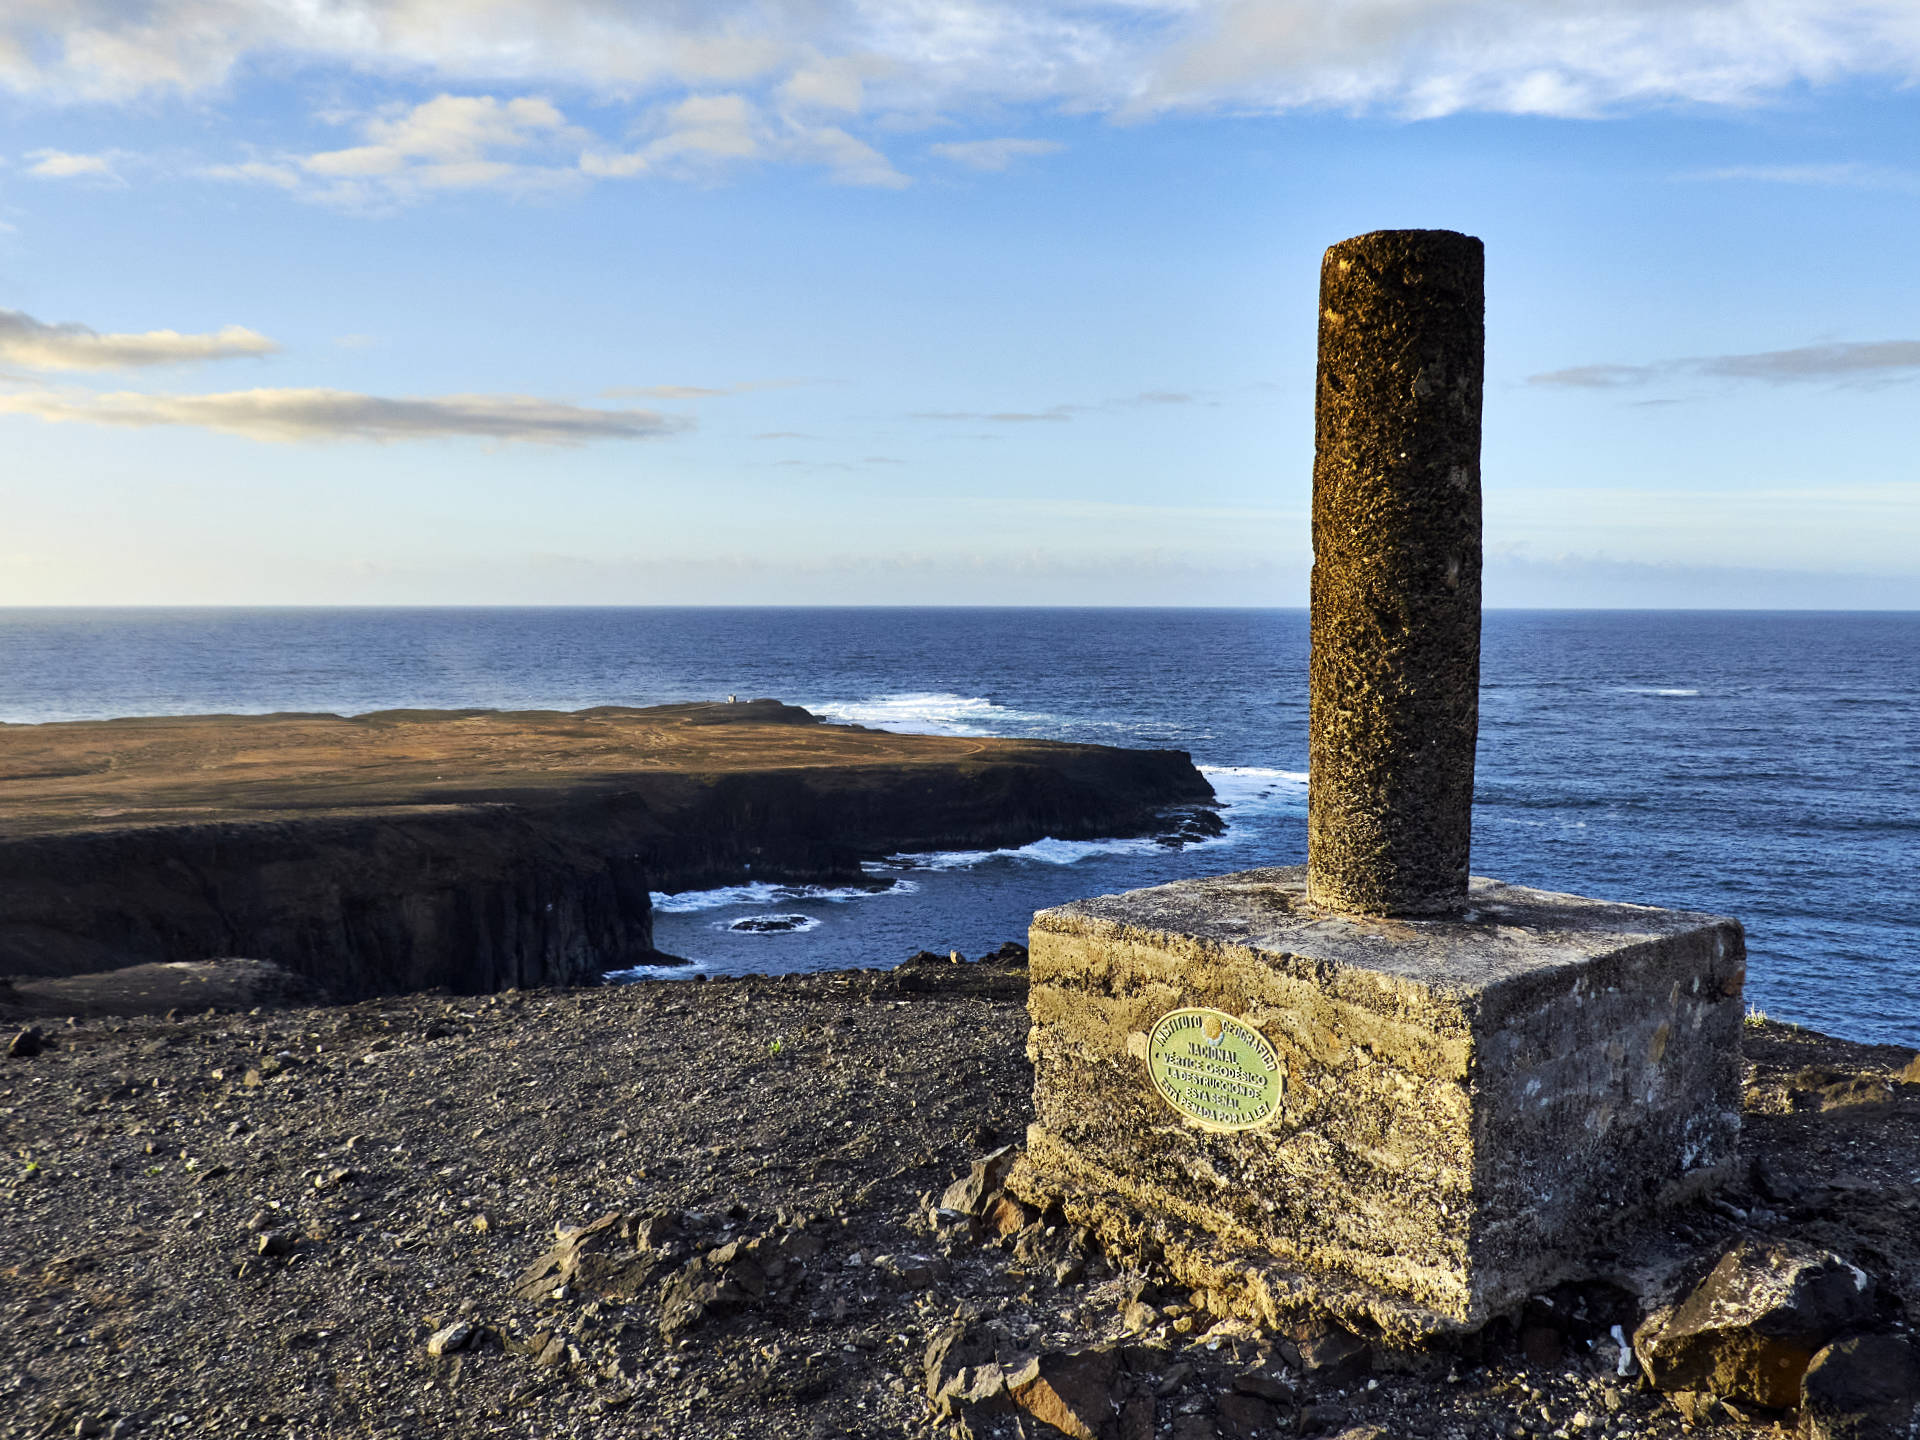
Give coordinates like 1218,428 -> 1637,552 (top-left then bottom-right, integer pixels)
0,701 -> 1213,999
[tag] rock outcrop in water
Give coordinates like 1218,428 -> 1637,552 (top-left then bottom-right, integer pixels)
0,701 -> 1214,1002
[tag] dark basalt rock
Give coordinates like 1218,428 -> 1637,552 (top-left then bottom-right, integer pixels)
1634,1238 -> 1877,1408
728,915 -> 814,933
1800,1334 -> 1920,1440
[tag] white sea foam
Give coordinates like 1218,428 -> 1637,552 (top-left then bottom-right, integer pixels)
649,880 -> 914,913
879,833 -> 1172,873
807,691 -> 1057,736
855,766 -> 1307,877
1620,687 -> 1701,697
1012,835 -> 1169,864
603,960 -> 710,982
1200,765 -> 1309,817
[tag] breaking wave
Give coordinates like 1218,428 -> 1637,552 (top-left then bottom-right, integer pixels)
649,881 -> 915,913
875,834 -> 1170,873
1199,765 -> 1308,817
806,691 -> 1058,736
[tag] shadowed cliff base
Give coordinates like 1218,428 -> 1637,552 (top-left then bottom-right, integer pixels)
0,701 -> 1216,1005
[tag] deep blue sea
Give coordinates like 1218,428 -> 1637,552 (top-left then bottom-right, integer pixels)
1,608 -> 1914,1049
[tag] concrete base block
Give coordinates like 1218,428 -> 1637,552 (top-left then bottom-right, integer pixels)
1010,865 -> 1744,1340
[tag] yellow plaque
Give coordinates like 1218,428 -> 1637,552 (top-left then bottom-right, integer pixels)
1146,1007 -> 1282,1131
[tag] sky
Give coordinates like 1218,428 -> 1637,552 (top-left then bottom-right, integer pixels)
2,1 -> 1918,608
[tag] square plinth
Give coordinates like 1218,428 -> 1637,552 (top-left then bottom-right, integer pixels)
1014,866 -> 1745,1339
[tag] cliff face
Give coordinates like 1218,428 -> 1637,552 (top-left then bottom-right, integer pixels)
0,808 -> 658,996
0,704 -> 1213,1000
627,747 -> 1213,892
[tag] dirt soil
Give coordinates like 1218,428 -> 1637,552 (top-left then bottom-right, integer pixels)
2,954 -> 1916,1440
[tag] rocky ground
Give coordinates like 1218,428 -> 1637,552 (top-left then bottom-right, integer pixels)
2,951 -> 1917,1440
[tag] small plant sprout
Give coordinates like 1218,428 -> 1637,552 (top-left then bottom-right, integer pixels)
767,1036 -> 786,1057
1744,1003 -> 1770,1028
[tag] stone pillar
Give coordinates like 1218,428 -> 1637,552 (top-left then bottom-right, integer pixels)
1308,229 -> 1484,916
1010,231 -> 1743,1344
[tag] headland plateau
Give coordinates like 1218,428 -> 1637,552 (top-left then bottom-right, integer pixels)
0,700 -> 1214,1006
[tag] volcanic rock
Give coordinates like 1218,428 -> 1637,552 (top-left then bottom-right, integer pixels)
1633,1238 -> 1876,1407
940,1144 -> 1018,1219
1799,1334 -> 1920,1440
425,1321 -> 475,1357
1007,1346 -> 1119,1440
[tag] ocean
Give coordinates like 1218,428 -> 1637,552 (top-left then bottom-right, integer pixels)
1,607 -> 1913,1048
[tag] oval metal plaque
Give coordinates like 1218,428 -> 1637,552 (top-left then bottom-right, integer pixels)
1146,1007 -> 1282,1131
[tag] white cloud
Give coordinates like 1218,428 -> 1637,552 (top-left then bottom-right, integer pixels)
267,93 -> 591,206
779,54 -> 884,113
584,92 -> 908,188
0,386 -> 690,444
205,90 -> 908,202
1140,0 -> 1920,117
24,148 -> 120,180
200,158 -> 301,189
7,1 -> 1919,122
929,138 -> 1063,171
0,307 -> 278,370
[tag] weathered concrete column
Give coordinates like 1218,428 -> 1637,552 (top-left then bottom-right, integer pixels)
1308,229 -> 1484,916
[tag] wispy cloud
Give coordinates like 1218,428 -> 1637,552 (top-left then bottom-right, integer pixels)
769,452 -> 905,471
581,92 -> 907,189
1527,363 -> 1659,389
914,405 -> 1079,423
0,386 -> 689,444
929,138 -> 1063,172
1529,341 -> 1920,390
910,390 -> 1200,422
24,148 -> 121,181
1487,482 -> 1920,579
205,94 -> 592,208
601,378 -> 815,400
207,91 -> 908,205
1683,161 -> 1920,195
1697,341 -> 1920,382
0,308 -> 279,370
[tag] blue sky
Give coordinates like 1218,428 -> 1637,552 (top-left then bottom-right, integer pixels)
3,2 -> 1918,607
